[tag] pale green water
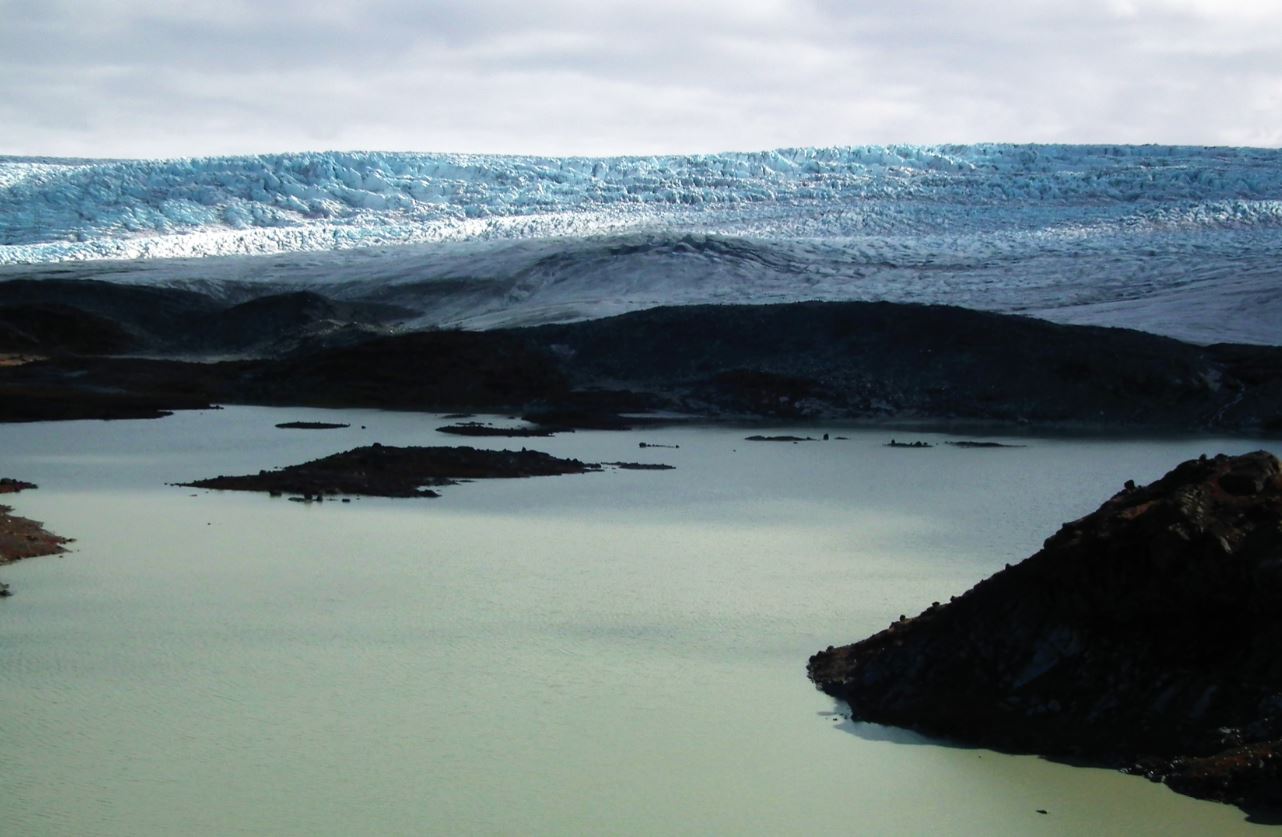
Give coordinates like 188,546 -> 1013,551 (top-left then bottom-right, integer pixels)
0,407 -> 1275,835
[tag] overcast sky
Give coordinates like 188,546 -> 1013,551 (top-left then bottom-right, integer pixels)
2,0 -> 1280,159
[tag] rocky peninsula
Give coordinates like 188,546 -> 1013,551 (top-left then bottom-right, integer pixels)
808,450 -> 1282,814
0,479 -> 71,596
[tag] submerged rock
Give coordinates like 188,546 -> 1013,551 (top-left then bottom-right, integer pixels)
808,450 -> 1282,814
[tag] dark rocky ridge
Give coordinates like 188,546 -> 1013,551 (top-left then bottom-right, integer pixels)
236,329 -> 570,412
0,355 -> 225,421
2,280 -> 1282,432
0,278 -> 222,351
808,451 -> 1282,814
0,303 -> 136,355
524,302 -> 1282,430
0,279 -> 411,356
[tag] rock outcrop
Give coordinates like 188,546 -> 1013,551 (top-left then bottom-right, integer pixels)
809,451 -> 1282,813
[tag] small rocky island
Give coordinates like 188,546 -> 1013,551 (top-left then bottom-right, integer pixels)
275,421 -> 350,430
809,450 -> 1282,814
181,444 -> 604,498
436,422 -> 558,437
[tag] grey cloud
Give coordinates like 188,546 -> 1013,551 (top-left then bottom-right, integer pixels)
0,0 -> 1279,157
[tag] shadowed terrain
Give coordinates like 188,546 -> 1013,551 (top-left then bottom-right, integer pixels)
2,280 -> 1280,433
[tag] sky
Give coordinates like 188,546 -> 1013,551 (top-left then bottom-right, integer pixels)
2,0 -> 1281,159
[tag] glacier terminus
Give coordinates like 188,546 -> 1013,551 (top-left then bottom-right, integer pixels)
2,144 -> 1280,346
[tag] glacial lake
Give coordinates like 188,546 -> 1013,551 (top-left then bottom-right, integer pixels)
1,406 -> 1275,835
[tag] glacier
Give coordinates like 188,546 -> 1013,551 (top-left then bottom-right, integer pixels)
2,144 -> 1281,345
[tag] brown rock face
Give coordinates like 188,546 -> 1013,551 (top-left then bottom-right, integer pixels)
808,451 -> 1282,813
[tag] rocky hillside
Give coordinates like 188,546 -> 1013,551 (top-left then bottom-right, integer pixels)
0,279 -> 410,356
2,281 -> 1282,432
808,450 -> 1282,813
525,302 -> 1282,429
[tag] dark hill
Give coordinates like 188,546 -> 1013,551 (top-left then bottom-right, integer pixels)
233,329 -> 569,411
0,278 -> 220,348
525,301 -> 1278,427
0,303 -> 136,354
185,291 -> 412,355
0,279 -> 412,357
808,450 -> 1282,813
2,297 -> 1281,431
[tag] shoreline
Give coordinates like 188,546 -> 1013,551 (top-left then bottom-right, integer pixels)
0,481 -> 71,596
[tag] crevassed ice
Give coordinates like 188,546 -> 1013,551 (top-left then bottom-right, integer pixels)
2,145 -> 1282,264
4,145 -> 1282,346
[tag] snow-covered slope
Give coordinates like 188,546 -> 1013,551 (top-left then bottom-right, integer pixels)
3,145 -> 1280,345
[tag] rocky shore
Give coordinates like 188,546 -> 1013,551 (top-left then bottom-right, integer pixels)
808,451 -> 1282,814
0,479 -> 71,596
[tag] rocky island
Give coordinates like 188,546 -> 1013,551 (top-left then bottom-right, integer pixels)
436,422 -> 558,437
181,444 -> 602,499
808,450 -> 1282,815
275,421 -> 351,430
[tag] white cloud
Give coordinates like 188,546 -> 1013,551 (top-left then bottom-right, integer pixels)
0,0 -> 1279,157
